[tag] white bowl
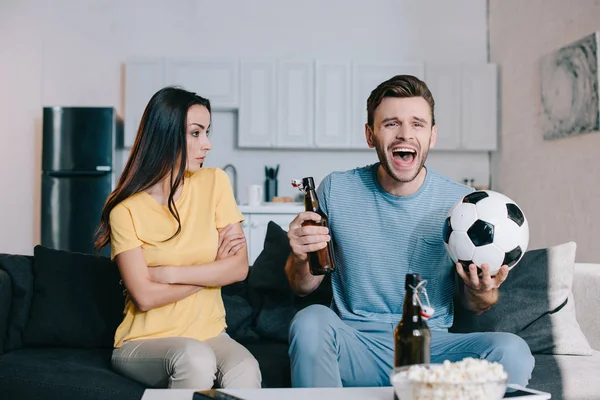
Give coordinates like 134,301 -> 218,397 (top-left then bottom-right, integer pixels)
390,363 -> 508,400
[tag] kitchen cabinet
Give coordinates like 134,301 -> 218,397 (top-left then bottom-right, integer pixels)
239,204 -> 303,266
424,63 -> 498,151
238,59 -> 314,149
276,60 -> 315,148
238,60 -> 276,148
165,58 -> 239,110
124,57 -> 498,152
424,63 -> 462,150
238,60 -> 428,150
460,63 -> 498,151
124,57 -> 238,147
124,57 -> 166,147
315,61 -> 352,148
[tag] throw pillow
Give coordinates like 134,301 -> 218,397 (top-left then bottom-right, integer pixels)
249,221 -> 332,342
451,241 -> 592,356
221,280 -> 260,343
23,245 -> 125,348
248,221 -> 293,291
0,254 -> 35,352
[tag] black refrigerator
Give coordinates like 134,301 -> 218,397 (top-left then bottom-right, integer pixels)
41,107 -> 121,257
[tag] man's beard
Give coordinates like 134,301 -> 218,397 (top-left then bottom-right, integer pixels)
375,140 -> 430,183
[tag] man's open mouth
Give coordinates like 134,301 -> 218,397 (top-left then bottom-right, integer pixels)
392,147 -> 417,167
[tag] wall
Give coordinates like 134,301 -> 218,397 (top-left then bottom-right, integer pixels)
0,0 -> 489,255
489,0 -> 600,262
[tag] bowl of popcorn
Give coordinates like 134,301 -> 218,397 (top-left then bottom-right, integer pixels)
390,358 -> 508,400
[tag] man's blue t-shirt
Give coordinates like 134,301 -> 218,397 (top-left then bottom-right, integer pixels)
316,163 -> 473,331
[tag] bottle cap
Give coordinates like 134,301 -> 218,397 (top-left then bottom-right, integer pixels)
302,177 -> 315,190
405,273 -> 420,290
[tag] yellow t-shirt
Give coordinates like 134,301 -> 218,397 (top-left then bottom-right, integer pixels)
109,168 -> 244,348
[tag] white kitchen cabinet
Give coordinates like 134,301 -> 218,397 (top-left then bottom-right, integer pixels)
238,60 -> 276,148
351,62 -> 425,149
315,61 -> 352,148
424,63 -> 462,150
165,58 -> 239,109
124,57 -> 498,152
460,63 -> 498,151
124,57 -> 166,147
424,63 -> 498,151
239,204 -> 303,265
276,60 -> 315,148
238,59 -> 315,149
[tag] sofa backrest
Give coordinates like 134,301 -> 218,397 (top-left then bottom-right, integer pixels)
0,246 -> 125,352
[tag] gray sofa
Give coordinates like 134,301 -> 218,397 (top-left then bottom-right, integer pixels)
529,262 -> 600,399
450,242 -> 600,400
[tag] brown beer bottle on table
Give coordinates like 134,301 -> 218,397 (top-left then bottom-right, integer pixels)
299,177 -> 336,275
393,273 -> 431,399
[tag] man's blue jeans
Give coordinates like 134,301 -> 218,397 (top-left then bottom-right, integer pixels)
288,305 -> 535,388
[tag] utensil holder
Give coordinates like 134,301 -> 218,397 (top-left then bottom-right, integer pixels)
265,178 -> 278,202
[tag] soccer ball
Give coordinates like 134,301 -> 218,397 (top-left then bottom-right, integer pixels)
442,190 -> 529,276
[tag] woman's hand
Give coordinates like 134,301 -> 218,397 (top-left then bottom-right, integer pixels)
217,223 -> 246,260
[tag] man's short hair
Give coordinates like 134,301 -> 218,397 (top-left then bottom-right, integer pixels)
366,75 -> 436,129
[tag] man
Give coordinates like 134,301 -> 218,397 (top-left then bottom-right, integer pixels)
285,75 -> 534,388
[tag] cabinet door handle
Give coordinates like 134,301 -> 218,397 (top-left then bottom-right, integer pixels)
251,222 -> 258,229
242,221 -> 248,228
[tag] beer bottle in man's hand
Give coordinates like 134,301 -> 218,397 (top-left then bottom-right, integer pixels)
292,177 -> 336,275
394,273 -> 431,366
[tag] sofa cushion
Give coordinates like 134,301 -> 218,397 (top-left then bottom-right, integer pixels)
23,246 -> 125,348
0,348 -> 145,400
530,351 -> 600,400
0,253 -> 34,352
248,221 -> 332,342
451,241 -> 592,356
243,341 -> 291,388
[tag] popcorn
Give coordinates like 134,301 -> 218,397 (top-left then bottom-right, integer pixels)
391,358 -> 508,400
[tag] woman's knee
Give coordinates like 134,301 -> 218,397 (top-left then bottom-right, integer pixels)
170,338 -> 217,389
221,354 -> 262,388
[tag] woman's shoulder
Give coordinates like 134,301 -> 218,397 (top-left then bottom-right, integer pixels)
188,167 -> 229,186
109,192 -> 148,219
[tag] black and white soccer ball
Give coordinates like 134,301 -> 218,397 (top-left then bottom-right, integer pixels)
442,190 -> 529,276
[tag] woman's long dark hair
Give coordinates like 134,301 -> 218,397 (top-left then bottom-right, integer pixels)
94,86 -> 211,252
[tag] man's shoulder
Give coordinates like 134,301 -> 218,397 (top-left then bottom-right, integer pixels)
322,163 -> 376,186
427,169 -> 475,197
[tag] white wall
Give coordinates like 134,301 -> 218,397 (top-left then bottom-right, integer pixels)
489,0 -> 600,262
0,0 -> 489,255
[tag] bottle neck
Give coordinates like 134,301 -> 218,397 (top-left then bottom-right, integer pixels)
304,189 -> 321,213
403,288 -> 423,322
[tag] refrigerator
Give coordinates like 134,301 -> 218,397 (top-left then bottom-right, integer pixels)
41,107 -> 121,257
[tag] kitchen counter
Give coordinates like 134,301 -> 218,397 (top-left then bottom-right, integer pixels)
238,203 -> 304,214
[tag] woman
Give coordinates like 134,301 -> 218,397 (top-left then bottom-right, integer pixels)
94,86 -> 261,389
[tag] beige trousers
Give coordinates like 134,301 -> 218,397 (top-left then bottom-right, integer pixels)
111,333 -> 262,389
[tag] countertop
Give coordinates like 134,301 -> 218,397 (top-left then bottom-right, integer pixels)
238,202 -> 304,213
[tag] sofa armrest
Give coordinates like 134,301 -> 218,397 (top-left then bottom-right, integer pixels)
572,263 -> 600,351
0,268 -> 12,354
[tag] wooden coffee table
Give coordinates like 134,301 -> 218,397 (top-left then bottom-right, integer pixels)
141,385 -> 551,399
